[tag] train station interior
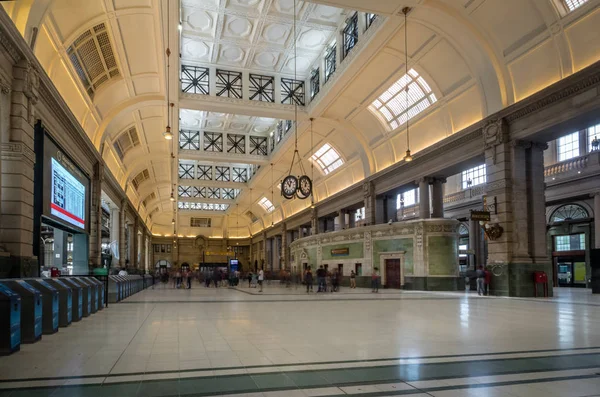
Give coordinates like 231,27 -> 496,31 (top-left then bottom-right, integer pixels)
0,0 -> 600,395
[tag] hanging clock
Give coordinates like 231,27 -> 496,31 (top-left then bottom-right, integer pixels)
297,175 -> 312,199
281,175 -> 298,199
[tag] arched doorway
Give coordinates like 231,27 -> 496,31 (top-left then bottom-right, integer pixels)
548,204 -> 591,288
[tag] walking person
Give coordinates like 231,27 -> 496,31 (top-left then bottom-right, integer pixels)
332,269 -> 340,292
476,265 -> 485,296
484,266 -> 491,296
350,270 -> 356,289
304,266 -> 313,293
258,268 -> 264,292
371,267 -> 380,293
316,265 -> 325,292
213,268 -> 220,288
247,272 -> 253,288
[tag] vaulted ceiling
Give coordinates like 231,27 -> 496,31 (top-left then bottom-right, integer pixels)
3,0 -> 600,238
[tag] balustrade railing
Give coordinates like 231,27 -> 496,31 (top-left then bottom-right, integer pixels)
544,155 -> 589,177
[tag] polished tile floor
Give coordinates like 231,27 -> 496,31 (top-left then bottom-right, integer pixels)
1,284 -> 600,396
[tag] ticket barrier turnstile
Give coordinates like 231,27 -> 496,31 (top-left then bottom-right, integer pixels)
75,278 -> 98,313
88,278 -> 105,309
42,279 -> 73,326
0,284 -> 21,355
66,279 -> 91,317
23,279 -> 58,335
59,279 -> 84,320
108,276 -> 121,303
0,280 -> 42,343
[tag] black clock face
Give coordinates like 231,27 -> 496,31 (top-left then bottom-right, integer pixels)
281,175 -> 298,199
297,175 -> 312,199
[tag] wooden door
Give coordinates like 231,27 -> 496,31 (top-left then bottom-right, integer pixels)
385,259 -> 401,289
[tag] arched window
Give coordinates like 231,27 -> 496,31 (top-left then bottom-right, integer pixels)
368,69 -> 437,131
550,204 -> 589,223
458,224 -> 469,236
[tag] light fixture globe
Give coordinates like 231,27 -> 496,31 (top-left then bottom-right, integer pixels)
404,149 -> 413,162
170,191 -> 175,202
163,125 -> 173,140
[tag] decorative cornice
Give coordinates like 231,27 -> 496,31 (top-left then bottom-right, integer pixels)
505,71 -> 600,123
1,142 -> 35,165
0,21 -> 22,63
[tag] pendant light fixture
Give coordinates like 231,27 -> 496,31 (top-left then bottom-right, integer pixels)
163,0 -> 173,140
402,7 -> 413,162
281,0 -> 312,200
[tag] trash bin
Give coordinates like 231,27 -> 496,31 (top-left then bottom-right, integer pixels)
60,278 -> 86,319
0,280 -> 42,343
75,278 -> 98,313
0,283 -> 21,355
41,278 -> 73,327
23,279 -> 59,334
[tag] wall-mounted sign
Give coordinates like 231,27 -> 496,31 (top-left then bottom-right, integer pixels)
331,248 -> 349,256
470,211 -> 491,222
205,251 -> 235,256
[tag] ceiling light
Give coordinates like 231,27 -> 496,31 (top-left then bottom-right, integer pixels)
170,192 -> 175,202
404,149 -> 413,162
163,125 -> 173,140
171,218 -> 175,224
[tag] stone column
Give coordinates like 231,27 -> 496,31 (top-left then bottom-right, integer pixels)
119,200 -> 126,267
133,217 -> 139,268
431,178 -> 446,218
298,227 -> 304,239
595,193 -> 600,249
110,207 -> 119,267
363,181 -> 376,226
348,210 -> 356,228
385,195 -> 397,223
140,230 -> 146,272
281,223 -> 287,269
469,218 -> 481,269
310,207 -> 318,235
89,162 -> 103,268
1,61 -> 39,276
262,231 -> 267,269
418,178 -> 431,219
483,119 -> 551,297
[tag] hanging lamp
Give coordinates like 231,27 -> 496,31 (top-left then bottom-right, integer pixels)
163,0 -> 173,140
402,7 -> 413,162
281,0 -> 312,200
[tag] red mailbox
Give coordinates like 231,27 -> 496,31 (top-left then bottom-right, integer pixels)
533,271 -> 548,297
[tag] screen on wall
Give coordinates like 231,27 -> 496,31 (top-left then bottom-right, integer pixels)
50,158 -> 86,229
42,135 -> 90,233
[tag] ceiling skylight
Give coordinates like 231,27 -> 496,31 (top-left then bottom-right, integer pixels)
564,0 -> 589,12
369,69 -> 437,131
310,143 -> 344,175
258,197 -> 274,213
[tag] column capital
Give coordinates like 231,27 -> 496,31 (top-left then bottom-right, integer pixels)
416,177 -> 434,185
433,177 -> 447,184
510,139 -> 532,149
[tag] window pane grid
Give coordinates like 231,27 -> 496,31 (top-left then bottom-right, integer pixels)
369,69 -> 437,130
563,0 -> 589,12
557,132 -> 579,161
258,197 -> 274,213
462,165 -> 486,189
311,143 -> 344,175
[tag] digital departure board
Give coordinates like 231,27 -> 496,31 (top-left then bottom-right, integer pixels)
50,158 -> 86,229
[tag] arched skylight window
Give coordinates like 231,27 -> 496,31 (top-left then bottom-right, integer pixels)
563,0 -> 589,12
369,69 -> 437,131
310,143 -> 344,175
550,204 -> 589,223
258,197 -> 274,213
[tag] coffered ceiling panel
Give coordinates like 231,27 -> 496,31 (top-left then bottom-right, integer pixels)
49,0 -> 105,41
180,109 -> 279,135
181,0 -> 345,74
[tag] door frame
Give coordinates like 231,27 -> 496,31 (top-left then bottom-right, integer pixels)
379,251 -> 406,288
